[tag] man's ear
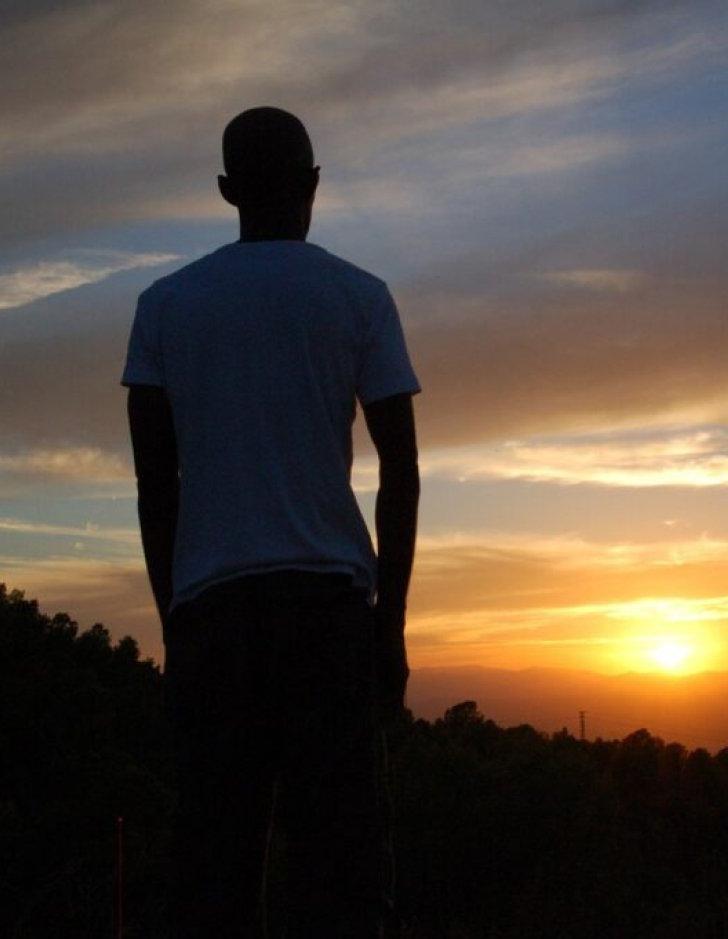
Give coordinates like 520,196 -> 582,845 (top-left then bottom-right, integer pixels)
217,174 -> 239,207
310,165 -> 320,197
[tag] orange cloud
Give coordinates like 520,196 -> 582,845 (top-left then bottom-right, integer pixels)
406,427 -> 728,488
6,527 -> 728,674
542,269 -> 647,292
405,531 -> 728,670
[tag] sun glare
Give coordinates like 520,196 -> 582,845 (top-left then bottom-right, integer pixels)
607,598 -> 723,674
649,639 -> 693,673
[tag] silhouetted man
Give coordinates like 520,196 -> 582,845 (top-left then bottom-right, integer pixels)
121,106 -> 421,938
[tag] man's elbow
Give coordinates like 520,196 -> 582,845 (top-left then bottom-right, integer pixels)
136,475 -> 180,522
379,454 -> 420,491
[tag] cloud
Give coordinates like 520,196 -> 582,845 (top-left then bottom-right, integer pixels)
406,527 -> 728,621
1,0 -> 723,243
0,516 -> 139,547
0,269 -> 149,452
413,426 -> 728,488
2,0 -> 726,680
1,220 -> 727,462
0,251 -> 180,310
8,525 -> 728,671
403,529 -> 728,668
389,261 -> 728,448
542,269 -> 647,292
427,133 -> 632,184
0,447 -> 133,483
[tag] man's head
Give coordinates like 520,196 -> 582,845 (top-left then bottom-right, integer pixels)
218,107 -> 319,223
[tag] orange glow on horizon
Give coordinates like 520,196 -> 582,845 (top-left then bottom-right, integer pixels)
407,595 -> 727,675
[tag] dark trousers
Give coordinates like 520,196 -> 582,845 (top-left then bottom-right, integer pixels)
162,570 -> 394,938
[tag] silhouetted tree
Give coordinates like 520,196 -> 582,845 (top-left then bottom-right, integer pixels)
0,584 -> 173,938
4,583 -> 728,937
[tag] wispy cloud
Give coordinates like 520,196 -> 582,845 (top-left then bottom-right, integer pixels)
404,529 -> 728,668
4,526 -> 728,671
448,133 -> 631,182
0,251 -> 180,310
0,516 -> 139,547
2,1 -> 724,242
414,427 -> 728,488
542,269 -> 647,292
0,447 -> 132,482
407,590 -> 728,670
351,427 -> 728,491
414,529 -> 728,572
405,527 -> 728,641
1,0 -> 727,679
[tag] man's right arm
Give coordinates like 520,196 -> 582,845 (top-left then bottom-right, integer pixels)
362,391 -> 420,714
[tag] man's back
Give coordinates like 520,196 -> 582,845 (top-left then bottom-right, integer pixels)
121,238 -> 421,613
124,107 -> 421,937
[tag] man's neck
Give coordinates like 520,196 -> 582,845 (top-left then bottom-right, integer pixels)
238,208 -> 308,243
239,232 -> 306,242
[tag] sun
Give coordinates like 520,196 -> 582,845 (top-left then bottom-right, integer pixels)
648,639 -> 693,673
610,598 -> 720,674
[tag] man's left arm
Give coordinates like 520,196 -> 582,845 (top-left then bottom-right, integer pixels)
127,385 -> 180,627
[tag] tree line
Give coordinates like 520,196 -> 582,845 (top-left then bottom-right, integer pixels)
2,582 -> 728,937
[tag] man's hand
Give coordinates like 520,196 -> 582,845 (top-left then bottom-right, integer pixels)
374,605 -> 409,720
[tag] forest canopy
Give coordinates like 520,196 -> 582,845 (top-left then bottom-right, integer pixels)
2,582 -> 728,938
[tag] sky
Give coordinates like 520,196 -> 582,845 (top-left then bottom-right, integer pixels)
2,0 -> 728,682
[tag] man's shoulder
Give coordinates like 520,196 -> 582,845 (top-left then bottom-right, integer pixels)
312,244 -> 389,304
137,242 -> 390,309
138,245 -> 231,305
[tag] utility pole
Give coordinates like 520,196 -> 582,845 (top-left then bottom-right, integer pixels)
579,710 -> 586,741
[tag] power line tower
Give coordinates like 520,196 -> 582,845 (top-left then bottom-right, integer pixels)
579,710 -> 587,741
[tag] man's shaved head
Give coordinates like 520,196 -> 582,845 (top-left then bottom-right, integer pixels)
222,107 -> 317,208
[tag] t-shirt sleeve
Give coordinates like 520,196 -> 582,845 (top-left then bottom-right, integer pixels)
356,285 -> 422,406
120,288 -> 165,387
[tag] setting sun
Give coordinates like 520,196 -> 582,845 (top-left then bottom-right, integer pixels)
649,639 -> 693,673
599,597 -> 725,675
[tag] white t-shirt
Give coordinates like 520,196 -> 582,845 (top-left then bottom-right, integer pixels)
120,239 -> 421,613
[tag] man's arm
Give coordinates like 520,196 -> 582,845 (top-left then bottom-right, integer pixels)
126,385 -> 180,626
362,391 -> 420,712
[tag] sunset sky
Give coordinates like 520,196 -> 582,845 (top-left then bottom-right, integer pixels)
2,0 -> 727,680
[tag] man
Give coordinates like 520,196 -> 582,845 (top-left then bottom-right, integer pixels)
121,106 -> 421,938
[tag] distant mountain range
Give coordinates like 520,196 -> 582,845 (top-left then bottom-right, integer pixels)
407,666 -> 728,754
